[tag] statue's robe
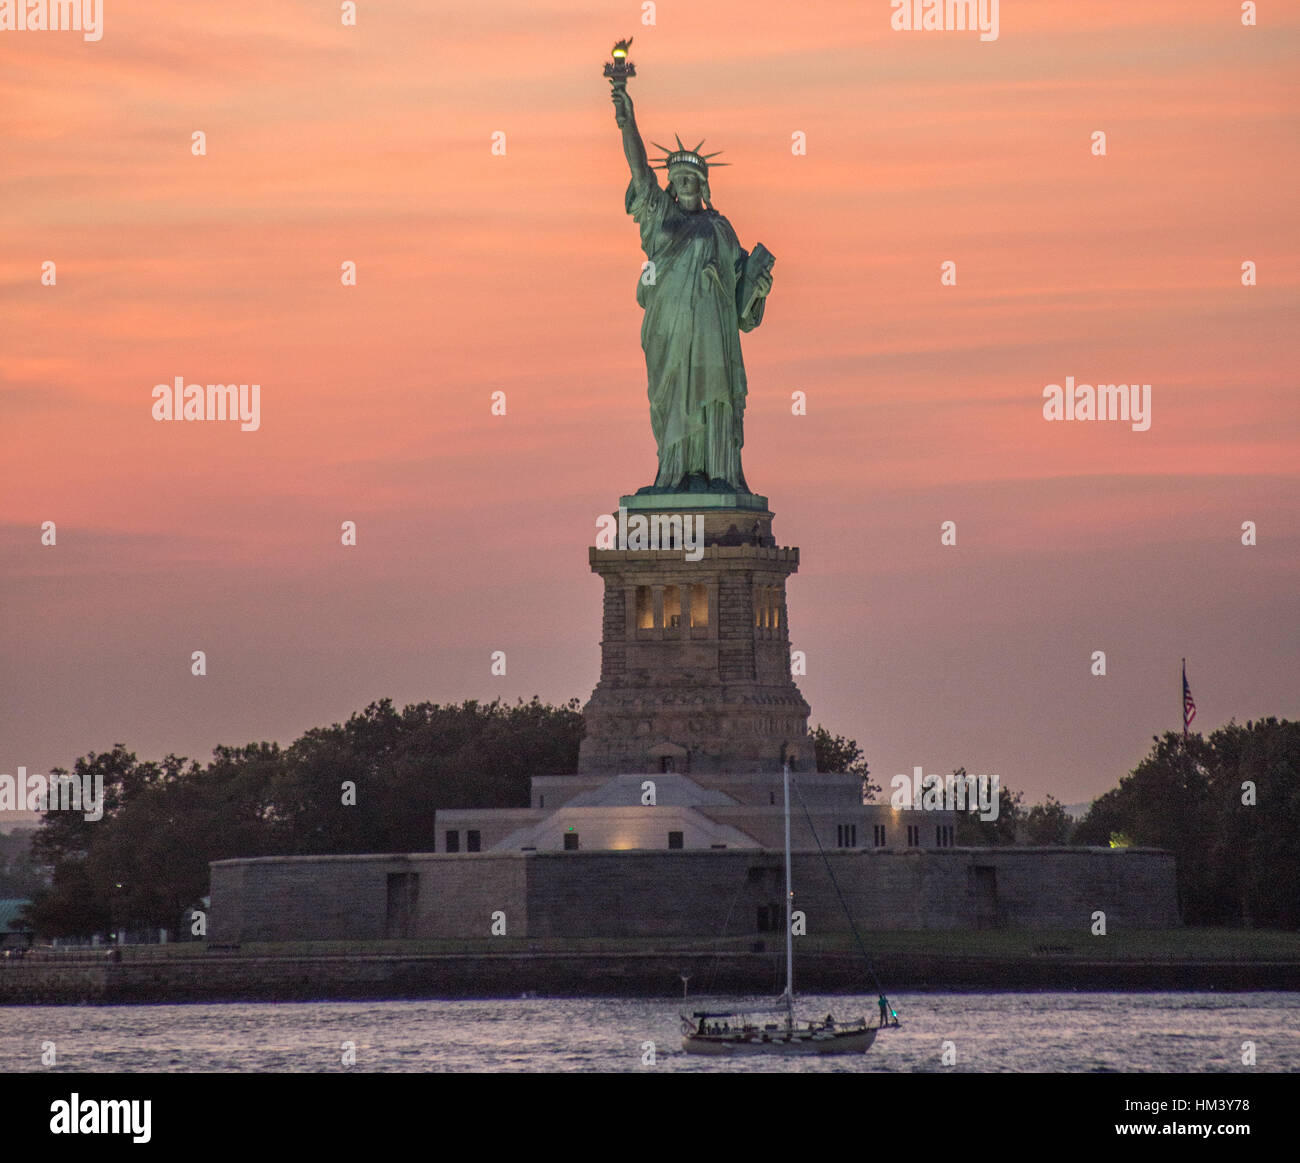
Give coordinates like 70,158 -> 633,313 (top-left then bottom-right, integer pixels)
627,175 -> 764,491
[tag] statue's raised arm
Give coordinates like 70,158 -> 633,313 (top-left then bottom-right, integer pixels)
612,88 -> 653,191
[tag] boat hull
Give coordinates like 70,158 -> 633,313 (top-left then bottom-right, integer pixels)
682,1025 -> 878,1056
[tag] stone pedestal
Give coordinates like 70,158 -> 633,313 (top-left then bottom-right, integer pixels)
578,492 -> 816,776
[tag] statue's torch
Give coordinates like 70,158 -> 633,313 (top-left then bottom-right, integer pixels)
603,38 -> 636,90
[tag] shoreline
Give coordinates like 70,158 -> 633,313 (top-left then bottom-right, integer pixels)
2,950 -> 1298,1004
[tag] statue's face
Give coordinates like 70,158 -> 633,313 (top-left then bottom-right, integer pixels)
672,169 -> 704,212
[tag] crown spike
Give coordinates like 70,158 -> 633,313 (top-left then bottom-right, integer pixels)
647,137 -> 728,174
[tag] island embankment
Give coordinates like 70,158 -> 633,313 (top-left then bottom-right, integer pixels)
2,930 -> 1298,1004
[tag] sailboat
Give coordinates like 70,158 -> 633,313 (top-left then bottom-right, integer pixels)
680,763 -> 880,1055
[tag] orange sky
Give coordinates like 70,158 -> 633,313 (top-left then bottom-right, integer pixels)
2,0 -> 1297,807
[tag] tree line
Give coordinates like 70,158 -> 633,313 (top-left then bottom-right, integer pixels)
950,719 -> 1299,927
14,706 -> 1297,936
19,697 -> 583,939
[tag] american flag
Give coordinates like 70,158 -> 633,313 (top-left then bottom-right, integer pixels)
1182,660 -> 1196,735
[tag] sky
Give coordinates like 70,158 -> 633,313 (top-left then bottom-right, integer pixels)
2,0 -> 1297,816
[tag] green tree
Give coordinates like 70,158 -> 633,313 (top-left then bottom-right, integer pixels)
23,745 -> 165,937
22,861 -> 109,939
952,768 -> 1024,845
1073,720 -> 1300,926
0,828 -> 48,898
271,697 -> 584,855
1073,731 -> 1218,922
811,725 -> 880,802
22,697 -> 587,937
1204,718 -> 1300,927
1023,795 -> 1072,845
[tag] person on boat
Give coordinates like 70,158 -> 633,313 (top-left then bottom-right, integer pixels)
697,1017 -> 708,1035
878,995 -> 889,1027
824,1013 -> 835,1030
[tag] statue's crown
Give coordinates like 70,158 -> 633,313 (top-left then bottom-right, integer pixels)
651,135 -> 728,176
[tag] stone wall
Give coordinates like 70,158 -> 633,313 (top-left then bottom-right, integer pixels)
523,851 -> 785,939
210,853 -> 528,942
580,536 -> 816,775
210,847 -> 1179,943
807,848 -> 1181,931
415,854 -> 527,939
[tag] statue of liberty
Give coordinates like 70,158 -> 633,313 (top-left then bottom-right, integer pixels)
610,76 -> 774,495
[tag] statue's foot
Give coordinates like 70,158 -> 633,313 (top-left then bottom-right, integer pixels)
634,473 -> 707,494
635,473 -> 752,495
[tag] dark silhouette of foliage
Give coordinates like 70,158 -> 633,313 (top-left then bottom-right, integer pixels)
1023,794 -> 1073,845
951,767 -> 1025,845
22,698 -> 584,937
1074,720 -> 1300,926
812,724 -> 880,802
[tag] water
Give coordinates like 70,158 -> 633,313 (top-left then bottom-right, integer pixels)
2,993 -> 1296,1072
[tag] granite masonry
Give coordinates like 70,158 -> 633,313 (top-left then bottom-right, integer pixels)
209,846 -> 1179,943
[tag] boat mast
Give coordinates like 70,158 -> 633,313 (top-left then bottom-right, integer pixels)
783,760 -> 794,1025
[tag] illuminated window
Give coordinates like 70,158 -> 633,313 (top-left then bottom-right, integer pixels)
690,584 -> 708,627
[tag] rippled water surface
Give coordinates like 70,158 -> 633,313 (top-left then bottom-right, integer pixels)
3,993 -> 1297,1072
